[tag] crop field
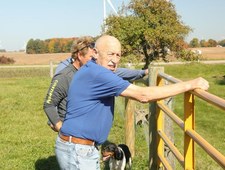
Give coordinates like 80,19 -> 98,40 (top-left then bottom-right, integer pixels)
0,47 -> 225,65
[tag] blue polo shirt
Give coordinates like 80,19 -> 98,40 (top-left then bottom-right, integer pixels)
60,59 -> 130,145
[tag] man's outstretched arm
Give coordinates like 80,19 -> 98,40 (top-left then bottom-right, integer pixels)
115,68 -> 148,81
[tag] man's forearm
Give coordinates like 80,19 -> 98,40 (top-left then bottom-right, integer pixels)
121,77 -> 209,103
44,106 -> 61,125
115,68 -> 146,81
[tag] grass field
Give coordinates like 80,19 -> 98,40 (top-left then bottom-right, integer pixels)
0,63 -> 225,170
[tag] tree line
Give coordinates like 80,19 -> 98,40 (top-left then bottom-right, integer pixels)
189,38 -> 225,48
25,36 -> 225,54
26,38 -> 77,54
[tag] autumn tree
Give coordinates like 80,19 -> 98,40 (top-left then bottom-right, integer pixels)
104,0 -> 191,68
200,39 -> 208,47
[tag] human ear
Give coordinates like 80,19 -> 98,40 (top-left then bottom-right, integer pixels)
92,48 -> 98,60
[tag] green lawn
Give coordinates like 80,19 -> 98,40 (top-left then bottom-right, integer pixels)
0,63 -> 224,170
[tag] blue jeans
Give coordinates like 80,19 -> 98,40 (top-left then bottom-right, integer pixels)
55,136 -> 100,170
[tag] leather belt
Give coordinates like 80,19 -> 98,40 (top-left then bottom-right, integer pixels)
59,133 -> 95,146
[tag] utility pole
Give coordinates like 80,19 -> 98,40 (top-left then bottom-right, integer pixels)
103,0 -> 118,32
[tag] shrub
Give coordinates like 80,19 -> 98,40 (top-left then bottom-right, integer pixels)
0,49 -> 6,52
176,49 -> 202,61
0,55 -> 15,64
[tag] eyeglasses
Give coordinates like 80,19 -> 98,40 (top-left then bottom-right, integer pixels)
73,42 -> 95,54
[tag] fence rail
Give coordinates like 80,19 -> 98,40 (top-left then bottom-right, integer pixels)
154,68 -> 225,169
124,66 -> 225,169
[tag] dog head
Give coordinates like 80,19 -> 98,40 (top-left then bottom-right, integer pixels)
101,143 -> 121,161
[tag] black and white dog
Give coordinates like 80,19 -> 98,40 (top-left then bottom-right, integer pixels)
101,143 -> 132,170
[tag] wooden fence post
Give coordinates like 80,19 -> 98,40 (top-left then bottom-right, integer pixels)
149,66 -> 175,169
149,66 -> 164,169
125,98 -> 135,157
50,61 -> 53,78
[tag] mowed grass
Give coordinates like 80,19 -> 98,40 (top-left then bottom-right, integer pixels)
0,68 -> 58,170
0,63 -> 225,170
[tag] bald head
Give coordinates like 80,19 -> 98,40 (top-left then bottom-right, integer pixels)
95,35 -> 121,52
95,35 -> 122,72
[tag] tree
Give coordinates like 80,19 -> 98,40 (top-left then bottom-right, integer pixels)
104,0 -> 192,68
218,39 -> 225,47
26,39 -> 35,54
200,39 -> 208,47
207,39 -> 217,47
189,38 -> 200,48
26,39 -> 47,54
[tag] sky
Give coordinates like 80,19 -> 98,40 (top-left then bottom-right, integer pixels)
0,0 -> 224,51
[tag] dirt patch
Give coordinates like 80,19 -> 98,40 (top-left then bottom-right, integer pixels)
1,47 -> 225,65
191,47 -> 225,60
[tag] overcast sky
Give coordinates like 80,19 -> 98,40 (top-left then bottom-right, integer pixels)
0,0 -> 224,51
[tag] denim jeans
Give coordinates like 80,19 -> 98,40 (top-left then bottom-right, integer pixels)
55,136 -> 100,170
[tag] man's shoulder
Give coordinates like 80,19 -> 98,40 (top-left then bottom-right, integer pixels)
61,63 -> 77,73
55,57 -> 72,74
55,64 -> 77,79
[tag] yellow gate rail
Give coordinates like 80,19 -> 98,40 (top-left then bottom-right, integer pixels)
149,67 -> 225,169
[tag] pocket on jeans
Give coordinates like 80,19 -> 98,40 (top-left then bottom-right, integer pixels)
55,138 -> 70,152
75,144 -> 94,158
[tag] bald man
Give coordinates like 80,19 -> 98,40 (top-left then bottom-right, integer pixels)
56,35 -> 209,170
